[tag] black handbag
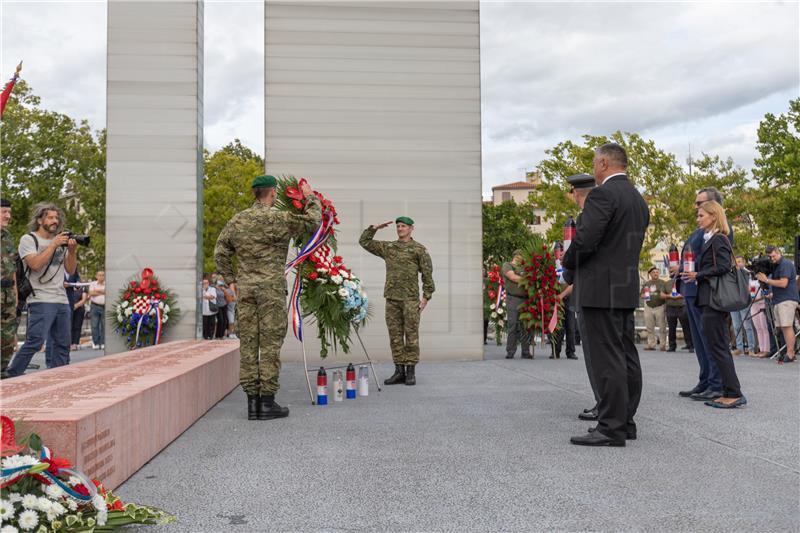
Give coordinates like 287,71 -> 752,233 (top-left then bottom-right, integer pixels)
709,235 -> 750,312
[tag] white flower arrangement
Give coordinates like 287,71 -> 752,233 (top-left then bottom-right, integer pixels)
330,275 -> 343,285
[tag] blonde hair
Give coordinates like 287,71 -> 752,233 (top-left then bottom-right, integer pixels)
698,201 -> 729,236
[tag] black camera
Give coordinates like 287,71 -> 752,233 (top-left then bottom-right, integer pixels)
748,256 -> 775,278
63,231 -> 90,247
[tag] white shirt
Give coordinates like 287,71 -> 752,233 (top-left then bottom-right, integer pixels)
202,287 -> 217,316
89,280 -> 105,306
601,172 -> 627,185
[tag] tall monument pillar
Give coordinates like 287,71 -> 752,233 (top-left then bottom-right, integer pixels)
105,1 -> 204,353
265,1 -> 483,361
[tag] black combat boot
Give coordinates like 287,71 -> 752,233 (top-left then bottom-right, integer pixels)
258,395 -> 289,420
405,365 -> 416,386
384,364 -> 406,385
247,395 -> 259,420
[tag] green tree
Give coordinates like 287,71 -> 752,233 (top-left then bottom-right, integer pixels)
203,140 -> 264,273
0,80 -> 106,275
751,98 -> 800,254
482,201 -> 538,263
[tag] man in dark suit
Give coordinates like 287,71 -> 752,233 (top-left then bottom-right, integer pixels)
562,143 -> 650,447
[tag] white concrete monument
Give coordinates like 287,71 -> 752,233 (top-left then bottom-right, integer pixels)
105,0 -> 204,353
265,1 -> 483,362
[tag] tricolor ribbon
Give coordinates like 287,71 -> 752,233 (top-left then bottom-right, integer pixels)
494,284 -> 504,309
286,212 -> 335,341
0,447 -> 96,503
133,299 -> 163,348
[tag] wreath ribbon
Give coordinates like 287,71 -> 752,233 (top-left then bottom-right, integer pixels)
285,211 -> 335,341
133,299 -> 163,349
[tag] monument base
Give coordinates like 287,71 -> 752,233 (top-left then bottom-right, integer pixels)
0,340 -> 239,489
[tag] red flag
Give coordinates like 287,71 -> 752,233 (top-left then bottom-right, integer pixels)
0,61 -> 23,119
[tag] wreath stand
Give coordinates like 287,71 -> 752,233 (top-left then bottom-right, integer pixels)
299,319 -> 382,405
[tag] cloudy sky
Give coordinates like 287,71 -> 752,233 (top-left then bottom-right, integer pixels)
2,1 -> 798,197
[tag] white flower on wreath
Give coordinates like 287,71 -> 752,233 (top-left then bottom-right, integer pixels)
0,499 -> 14,522
20,495 -> 37,510
330,275 -> 343,285
120,301 -> 129,308
36,497 -> 52,513
162,316 -> 169,324
67,500 -> 78,512
340,271 -> 350,279
1,525 -> 20,533
2,455 -> 37,469
337,288 -> 349,298
490,304 -> 496,310
97,508 -> 108,526
497,320 -> 504,327
92,495 -> 106,512
45,484 -> 64,500
124,308 -> 132,317
117,314 -> 124,324
17,509 -> 38,531
497,308 -> 504,315
491,312 -> 497,319
50,503 -> 66,517
149,308 -> 156,316
7,493 -> 22,504
164,304 -> 170,313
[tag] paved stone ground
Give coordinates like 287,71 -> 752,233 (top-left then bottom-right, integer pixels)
113,342 -> 798,532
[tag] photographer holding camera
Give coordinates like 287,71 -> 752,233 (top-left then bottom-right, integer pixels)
756,246 -> 798,363
6,202 -> 83,377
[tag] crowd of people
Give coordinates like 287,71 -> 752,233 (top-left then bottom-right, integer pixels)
0,200 -> 106,379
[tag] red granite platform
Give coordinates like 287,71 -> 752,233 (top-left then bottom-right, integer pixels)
0,340 -> 240,489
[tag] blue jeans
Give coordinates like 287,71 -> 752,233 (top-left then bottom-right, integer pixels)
730,308 -> 755,352
90,304 -> 105,346
7,303 -> 71,377
684,296 -> 722,392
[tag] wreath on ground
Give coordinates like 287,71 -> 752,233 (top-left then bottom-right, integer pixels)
111,268 -> 180,350
518,238 -> 564,343
484,263 -> 507,345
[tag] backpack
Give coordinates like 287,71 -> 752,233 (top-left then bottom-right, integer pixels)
15,233 -> 38,304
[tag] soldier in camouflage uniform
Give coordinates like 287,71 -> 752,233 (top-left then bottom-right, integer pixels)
360,216 -> 434,386
215,175 -> 321,421
1,198 -> 17,378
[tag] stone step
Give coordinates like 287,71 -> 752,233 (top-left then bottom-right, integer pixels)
0,339 -> 240,489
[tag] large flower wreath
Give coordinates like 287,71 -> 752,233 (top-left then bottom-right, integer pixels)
111,268 -> 180,350
518,239 -> 563,344
0,416 -> 173,532
275,176 -> 370,358
484,264 -> 507,345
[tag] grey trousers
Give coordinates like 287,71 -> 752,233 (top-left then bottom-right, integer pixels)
578,311 -> 600,403
506,294 -> 532,357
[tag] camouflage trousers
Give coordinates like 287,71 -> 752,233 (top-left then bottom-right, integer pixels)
236,285 -> 287,396
1,287 -> 18,377
385,298 -> 421,365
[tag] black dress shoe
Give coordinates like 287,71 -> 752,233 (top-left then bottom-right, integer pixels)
505,354 -> 514,359
578,409 -> 598,421
690,389 -> 722,401
521,354 -> 533,359
583,404 -> 598,414
566,354 -> 578,360
678,385 -> 703,397
589,426 -> 637,440
570,431 -> 625,447
666,348 -> 676,352
681,345 -> 690,350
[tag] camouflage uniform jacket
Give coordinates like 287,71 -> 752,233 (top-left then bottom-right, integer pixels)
214,198 -> 322,289
359,226 -> 435,301
1,228 -> 17,308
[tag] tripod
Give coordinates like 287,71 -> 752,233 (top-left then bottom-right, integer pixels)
735,289 -> 799,360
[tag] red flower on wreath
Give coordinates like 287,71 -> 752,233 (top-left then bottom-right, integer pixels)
292,200 -> 303,210
307,271 -> 319,281
285,187 -> 303,201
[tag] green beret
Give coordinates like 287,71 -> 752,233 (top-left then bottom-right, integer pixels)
251,175 -> 277,189
395,216 -> 415,226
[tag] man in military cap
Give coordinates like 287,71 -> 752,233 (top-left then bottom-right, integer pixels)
360,216 -> 434,386
561,173 -> 601,420
1,198 -> 17,378
215,175 -> 321,420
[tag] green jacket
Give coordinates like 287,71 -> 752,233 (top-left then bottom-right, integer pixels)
214,198 -> 322,289
359,226 -> 435,301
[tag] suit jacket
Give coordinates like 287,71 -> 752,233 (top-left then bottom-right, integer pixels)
694,232 -> 733,307
562,174 -> 650,310
678,226 -> 735,298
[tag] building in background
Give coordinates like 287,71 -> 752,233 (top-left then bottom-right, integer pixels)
490,169 -> 552,235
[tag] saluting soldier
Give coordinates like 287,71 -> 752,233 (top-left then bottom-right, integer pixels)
1,198 -> 18,378
215,175 -> 321,421
360,216 -> 434,386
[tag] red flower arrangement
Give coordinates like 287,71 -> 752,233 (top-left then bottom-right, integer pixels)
518,240 -> 563,342
483,264 -> 507,345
